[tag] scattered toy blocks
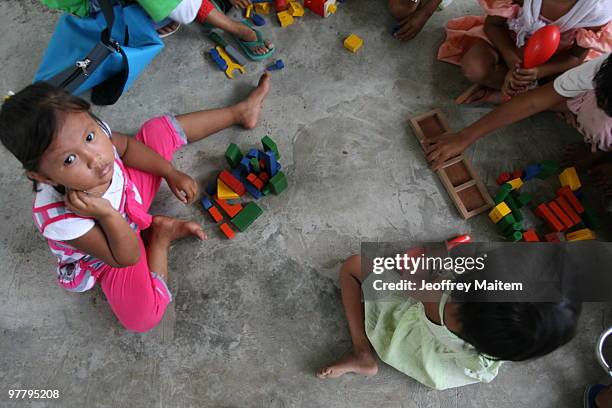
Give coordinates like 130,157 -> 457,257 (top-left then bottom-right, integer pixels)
511,170 -> 523,180
304,0 -> 337,17
565,228 -> 596,241
206,179 -> 218,196
225,143 -> 243,168
514,192 -> 533,208
208,205 -> 223,222
261,136 -> 280,159
548,201 -> 575,230
264,151 -> 279,177
522,164 -> 541,181
488,202 -> 511,224
506,178 -> 523,190
219,223 -> 236,239
559,167 -> 581,191
255,2 -> 271,13
496,172 -> 511,185
218,179 -> 241,200
247,173 -> 265,190
522,229 -> 540,242
494,183 -> 512,204
231,202 -> 263,232
505,195 -> 523,222
558,186 -> 584,213
213,195 -> 243,218
239,157 -> 252,174
274,0 -> 288,11
534,203 -> 564,232
259,172 -> 269,183
344,34 -> 363,53
245,4 -> 253,18
269,171 -> 288,195
200,196 -> 213,210
545,232 -> 562,242
252,13 -> 266,26
277,11 -> 294,27
497,213 -> 517,230
219,170 -> 246,196
288,1 -> 304,16
266,59 -> 285,71
507,231 -> 523,242
250,157 -> 260,173
554,196 -> 581,225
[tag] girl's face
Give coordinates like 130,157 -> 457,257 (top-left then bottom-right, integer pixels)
27,111 -> 115,193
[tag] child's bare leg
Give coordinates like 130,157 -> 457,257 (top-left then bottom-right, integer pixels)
202,9 -> 272,55
144,216 -> 206,281
176,73 -> 271,143
317,255 -> 378,379
458,40 -> 509,104
388,0 -> 419,19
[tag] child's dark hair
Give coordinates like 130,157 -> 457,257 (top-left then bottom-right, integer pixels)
0,83 -> 90,191
457,299 -> 581,361
595,55 -> 612,117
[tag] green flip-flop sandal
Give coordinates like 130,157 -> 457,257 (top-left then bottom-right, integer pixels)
233,19 -> 275,61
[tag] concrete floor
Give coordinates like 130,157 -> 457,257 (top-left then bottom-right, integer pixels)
1,0 -> 611,407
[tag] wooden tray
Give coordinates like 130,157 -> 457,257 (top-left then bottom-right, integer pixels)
408,109 -> 493,219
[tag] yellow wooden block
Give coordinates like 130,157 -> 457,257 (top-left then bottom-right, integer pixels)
343,34 -> 363,53
288,1 -> 304,16
245,4 -> 253,18
277,11 -> 294,27
559,167 -> 581,191
488,202 -> 511,224
506,178 -> 523,190
255,2 -> 270,14
565,228 -> 596,241
217,179 -> 240,200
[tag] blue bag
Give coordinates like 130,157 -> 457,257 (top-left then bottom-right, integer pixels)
34,0 -> 164,105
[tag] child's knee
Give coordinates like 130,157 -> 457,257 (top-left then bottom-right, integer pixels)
121,308 -> 166,333
115,296 -> 169,332
461,56 -> 492,83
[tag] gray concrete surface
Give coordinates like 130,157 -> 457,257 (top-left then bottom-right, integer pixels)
0,0 -> 611,407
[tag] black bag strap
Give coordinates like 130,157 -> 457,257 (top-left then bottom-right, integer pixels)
98,0 -> 116,46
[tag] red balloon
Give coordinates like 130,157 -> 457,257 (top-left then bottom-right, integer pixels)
523,25 -> 561,68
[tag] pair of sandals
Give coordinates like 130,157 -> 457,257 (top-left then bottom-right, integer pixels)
155,0 -> 274,61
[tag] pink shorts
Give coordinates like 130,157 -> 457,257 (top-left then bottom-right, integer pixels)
567,90 -> 612,152
97,115 -> 187,332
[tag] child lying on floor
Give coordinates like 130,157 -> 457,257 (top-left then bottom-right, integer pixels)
0,73 -> 270,332
426,53 -> 612,192
317,253 -> 580,389
438,0 -> 612,104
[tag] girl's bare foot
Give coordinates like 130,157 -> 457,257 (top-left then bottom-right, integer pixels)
456,84 -> 505,106
589,162 -> 612,196
157,21 -> 180,37
149,215 -> 207,245
237,24 -> 273,55
562,143 -> 607,171
236,73 -> 271,129
316,349 -> 378,379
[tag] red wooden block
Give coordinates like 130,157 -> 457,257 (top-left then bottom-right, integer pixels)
545,232 -> 561,243
259,172 -> 269,183
218,170 -> 246,196
548,201 -> 575,230
496,172 -> 511,185
208,206 -> 223,223
246,173 -> 264,190
555,196 -> 581,225
259,159 -> 266,170
534,203 -> 564,232
213,195 -> 243,218
511,170 -> 523,180
522,229 -> 540,242
558,186 -> 584,214
219,223 -> 235,239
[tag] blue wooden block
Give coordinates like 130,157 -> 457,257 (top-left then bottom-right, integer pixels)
206,179 -> 217,196
200,196 -> 213,210
231,169 -> 262,199
239,157 -> 252,174
523,164 -> 542,181
264,151 -> 279,177
246,148 -> 259,159
252,13 -> 266,26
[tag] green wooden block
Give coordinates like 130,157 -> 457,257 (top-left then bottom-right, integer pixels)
583,207 -> 599,230
506,231 -> 523,242
537,160 -> 560,179
230,202 -> 263,232
494,184 -> 512,204
505,196 -> 523,222
262,184 -> 272,195
225,143 -> 243,168
269,171 -> 288,195
250,157 -> 260,173
261,136 -> 280,160
503,222 -> 522,237
515,192 -> 533,208
497,213 -> 516,230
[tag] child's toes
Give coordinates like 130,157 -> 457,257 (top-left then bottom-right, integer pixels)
316,367 -> 331,378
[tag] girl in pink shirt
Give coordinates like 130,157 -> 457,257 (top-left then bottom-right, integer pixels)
0,73 -> 270,332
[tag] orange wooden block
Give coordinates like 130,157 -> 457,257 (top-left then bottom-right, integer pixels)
208,206 -> 223,222
219,223 -> 235,239
247,173 -> 264,190
555,196 -> 581,225
558,186 -> 584,214
522,229 -> 540,242
213,195 -> 243,218
534,203 -> 564,232
548,201 -> 575,230
545,232 -> 562,242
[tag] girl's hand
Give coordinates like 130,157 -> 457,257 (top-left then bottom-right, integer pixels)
501,66 -> 531,97
229,0 -> 251,9
65,190 -> 114,219
164,168 -> 198,204
394,9 -> 429,41
514,66 -> 539,83
424,132 -> 472,171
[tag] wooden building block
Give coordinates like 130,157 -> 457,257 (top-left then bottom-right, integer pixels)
534,203 -> 564,232
219,170 -> 246,196
208,206 -> 223,223
548,201 -> 575,230
555,196 -> 581,225
213,195 -> 243,218
559,167 -> 581,191
489,202 -> 511,224
218,179 -> 240,200
545,232 -> 562,242
506,178 -> 523,190
219,223 -> 236,239
565,228 -> 596,241
408,110 -> 494,219
522,229 -> 540,242
231,202 -> 263,232
558,186 -> 584,214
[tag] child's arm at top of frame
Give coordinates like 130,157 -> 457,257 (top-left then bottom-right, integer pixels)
424,81 -> 566,170
111,132 -> 199,205
393,0 -> 442,42
64,190 -> 141,268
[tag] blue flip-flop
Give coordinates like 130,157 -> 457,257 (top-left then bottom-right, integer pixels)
233,19 -> 275,61
584,384 -> 607,408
